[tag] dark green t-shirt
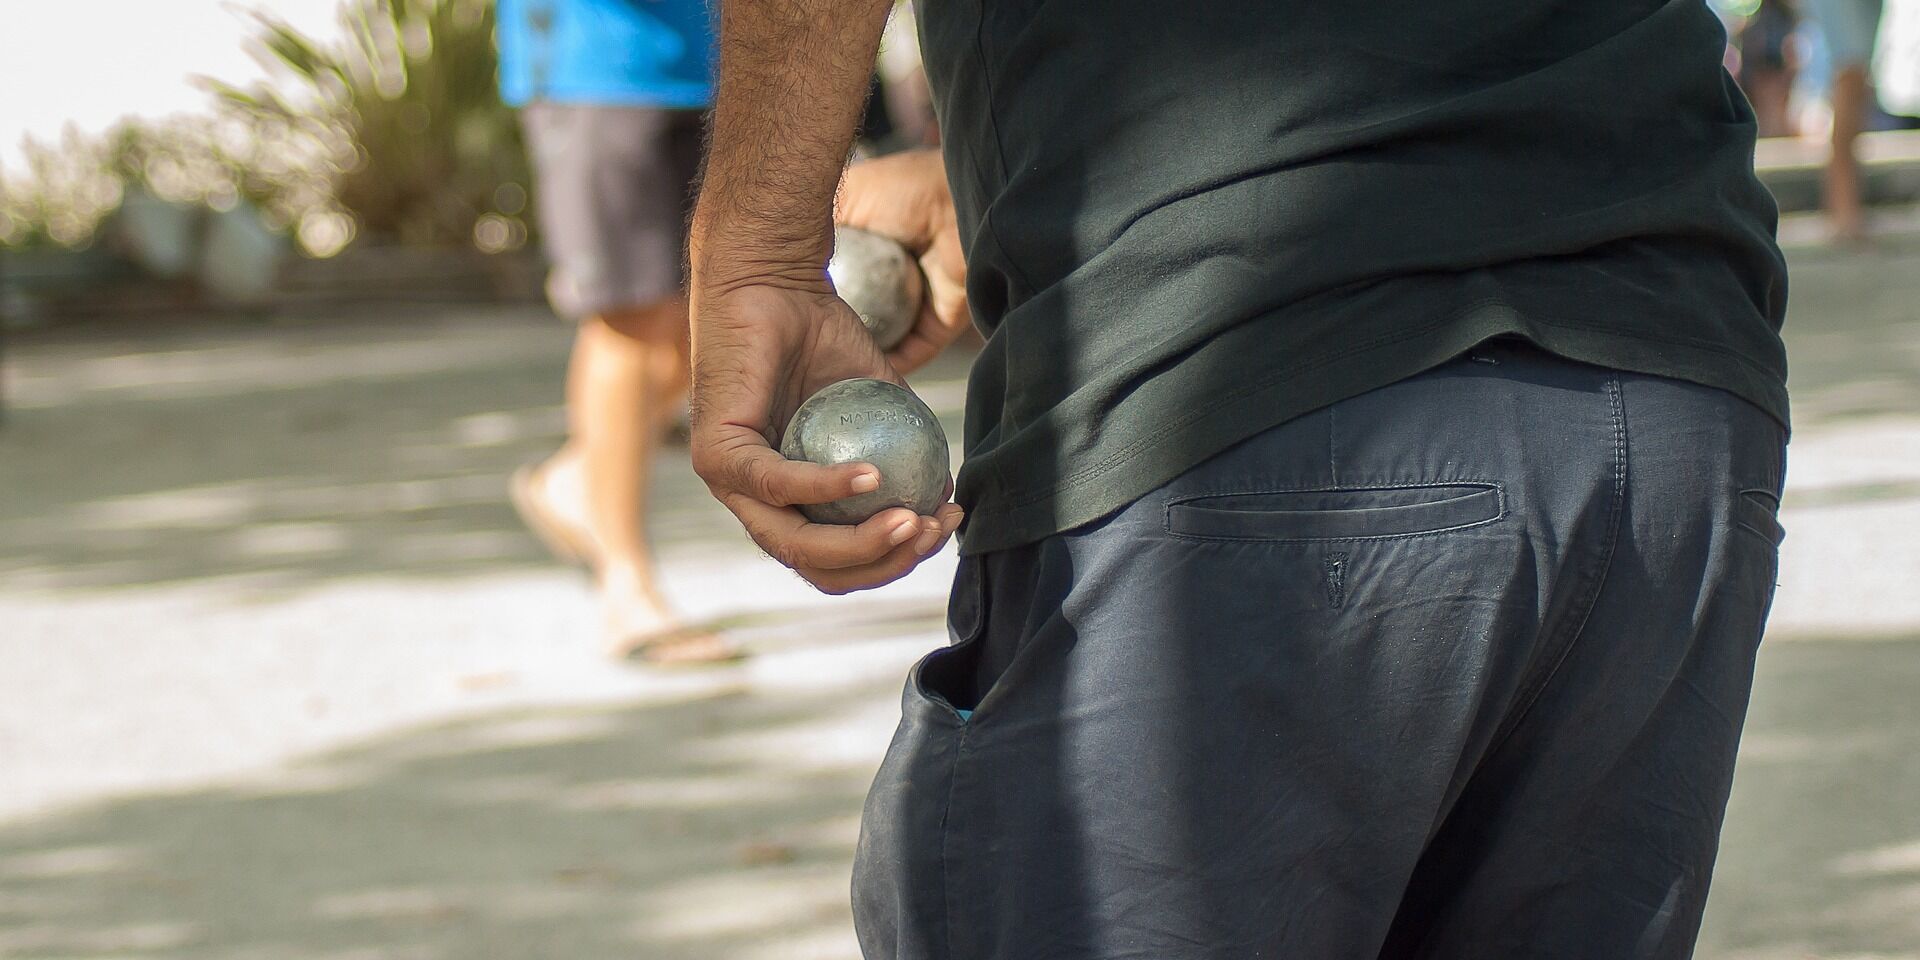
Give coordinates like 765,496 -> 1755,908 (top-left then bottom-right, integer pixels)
918,0 -> 1789,554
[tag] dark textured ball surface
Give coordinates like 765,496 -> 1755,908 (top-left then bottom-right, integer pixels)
827,226 -> 923,351
779,378 -> 950,525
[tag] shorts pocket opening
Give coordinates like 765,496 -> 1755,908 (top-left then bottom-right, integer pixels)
914,635 -> 988,719
1165,481 -> 1505,543
1735,488 -> 1786,546
908,556 -> 991,722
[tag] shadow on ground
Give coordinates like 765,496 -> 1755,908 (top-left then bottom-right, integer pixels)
0,669 -> 905,960
0,307 -> 974,595
1696,632 -> 1920,960
1781,244 -> 1920,428
0,633 -> 1911,959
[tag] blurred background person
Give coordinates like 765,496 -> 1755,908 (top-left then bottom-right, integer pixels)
874,3 -> 939,153
496,0 -> 736,663
1804,0 -> 1886,240
1736,0 -> 1803,137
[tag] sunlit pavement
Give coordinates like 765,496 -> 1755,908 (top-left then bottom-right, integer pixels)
2,238 -> 1918,957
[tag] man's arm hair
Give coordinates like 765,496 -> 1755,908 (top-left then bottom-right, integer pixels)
691,0 -> 896,286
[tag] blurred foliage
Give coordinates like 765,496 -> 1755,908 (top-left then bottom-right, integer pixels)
1713,0 -> 1766,19
0,0 -> 531,257
205,0 -> 532,254
0,128 -> 123,251
0,116 -> 297,251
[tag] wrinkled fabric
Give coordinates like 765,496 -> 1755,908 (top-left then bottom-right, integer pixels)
919,0 -> 1789,554
854,340 -> 1786,960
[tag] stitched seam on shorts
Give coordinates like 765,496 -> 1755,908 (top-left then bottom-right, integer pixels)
1485,375 -> 1628,755
1161,481 -> 1506,544
1167,479 -> 1502,503
1735,488 -> 1786,545
939,724 -> 970,960
1328,405 -> 1339,483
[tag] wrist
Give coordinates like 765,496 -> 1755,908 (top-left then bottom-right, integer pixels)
690,209 -> 835,294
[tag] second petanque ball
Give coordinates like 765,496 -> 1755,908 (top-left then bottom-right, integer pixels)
780,378 -> 950,525
828,226 -> 923,351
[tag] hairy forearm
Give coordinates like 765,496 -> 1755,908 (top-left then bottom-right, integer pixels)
692,0 -> 895,285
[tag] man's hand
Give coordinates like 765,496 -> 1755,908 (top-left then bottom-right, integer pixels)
689,276 -> 962,594
834,149 -> 970,374
690,0 -> 961,594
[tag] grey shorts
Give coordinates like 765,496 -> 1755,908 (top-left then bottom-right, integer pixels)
854,341 -> 1788,959
521,103 -> 704,319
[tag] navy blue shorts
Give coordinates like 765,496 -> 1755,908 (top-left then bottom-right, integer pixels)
854,341 -> 1787,959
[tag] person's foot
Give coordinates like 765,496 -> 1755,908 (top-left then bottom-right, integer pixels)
600,564 -> 744,665
516,454 -> 734,663
1825,152 -> 1871,248
1828,213 -> 1873,249
509,457 -> 600,569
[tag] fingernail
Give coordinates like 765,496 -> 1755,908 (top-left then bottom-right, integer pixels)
889,519 -> 919,545
945,510 -> 965,532
851,471 -> 881,493
913,524 -> 941,555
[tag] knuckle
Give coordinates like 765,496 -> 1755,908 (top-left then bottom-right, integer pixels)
690,448 -> 723,484
724,457 -> 759,499
766,538 -> 807,571
734,516 -> 785,564
740,457 -> 780,504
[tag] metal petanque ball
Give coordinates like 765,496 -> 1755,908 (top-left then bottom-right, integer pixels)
828,226 -> 923,350
780,378 -> 949,525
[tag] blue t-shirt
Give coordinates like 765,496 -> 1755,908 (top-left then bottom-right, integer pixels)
497,0 -> 714,108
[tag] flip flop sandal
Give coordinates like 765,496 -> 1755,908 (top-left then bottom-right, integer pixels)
509,463 -> 600,571
614,624 -> 749,667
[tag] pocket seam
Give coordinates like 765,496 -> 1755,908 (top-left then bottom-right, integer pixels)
1162,480 -> 1507,544
1734,488 -> 1786,547
910,634 -> 985,724
909,556 -> 988,725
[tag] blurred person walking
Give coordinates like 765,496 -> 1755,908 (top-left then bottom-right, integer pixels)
1736,0 -> 1802,137
687,0 -> 1790,957
1806,0 -> 1886,240
497,0 -> 735,663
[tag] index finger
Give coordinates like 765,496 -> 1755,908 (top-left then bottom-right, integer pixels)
696,425 -> 882,507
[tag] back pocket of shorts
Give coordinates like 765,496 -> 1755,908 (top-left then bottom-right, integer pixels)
1165,482 -> 1504,542
1735,488 -> 1786,546
908,555 -> 990,721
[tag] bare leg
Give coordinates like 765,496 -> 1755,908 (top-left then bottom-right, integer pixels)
1827,64 -> 1873,244
536,298 -> 735,662
1746,69 -> 1797,139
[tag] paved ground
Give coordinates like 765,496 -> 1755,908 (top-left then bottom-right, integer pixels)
1,239 -> 1918,958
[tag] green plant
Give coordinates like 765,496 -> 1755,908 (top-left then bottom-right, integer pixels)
0,0 -> 531,257
0,113 -> 328,253
203,0 -> 533,253
0,127 -> 121,250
